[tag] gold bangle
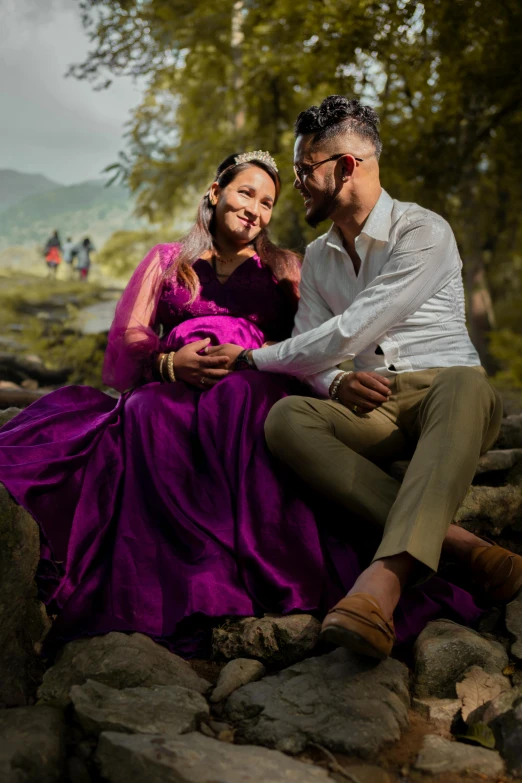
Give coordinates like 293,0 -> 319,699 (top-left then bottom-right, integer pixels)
158,353 -> 168,381
167,351 -> 177,383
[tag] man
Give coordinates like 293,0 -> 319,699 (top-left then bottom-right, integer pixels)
62,236 -> 76,279
208,95 -> 522,659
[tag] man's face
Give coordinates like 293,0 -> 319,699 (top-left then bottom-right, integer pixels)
293,135 -> 343,228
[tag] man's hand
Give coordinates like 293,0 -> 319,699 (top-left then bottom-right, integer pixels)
204,343 -> 245,369
335,371 -> 392,413
173,339 -> 230,389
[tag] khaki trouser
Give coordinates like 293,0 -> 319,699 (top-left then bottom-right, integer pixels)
265,367 -> 503,579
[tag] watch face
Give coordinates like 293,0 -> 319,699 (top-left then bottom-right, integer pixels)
235,358 -> 250,371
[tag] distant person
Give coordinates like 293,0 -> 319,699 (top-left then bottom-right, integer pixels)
76,237 -> 95,281
62,236 -> 76,279
43,230 -> 62,280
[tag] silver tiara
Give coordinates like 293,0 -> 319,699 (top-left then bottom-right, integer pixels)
234,150 -> 278,172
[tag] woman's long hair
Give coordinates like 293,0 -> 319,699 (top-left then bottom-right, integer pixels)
166,154 -> 301,309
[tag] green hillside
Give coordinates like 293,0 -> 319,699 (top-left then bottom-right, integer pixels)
0,169 -> 60,212
0,180 -> 145,251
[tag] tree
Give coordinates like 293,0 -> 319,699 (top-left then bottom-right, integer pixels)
73,0 -> 522,367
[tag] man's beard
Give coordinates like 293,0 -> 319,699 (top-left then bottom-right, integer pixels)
305,177 -> 342,228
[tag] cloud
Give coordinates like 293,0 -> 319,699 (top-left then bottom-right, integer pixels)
0,0 -> 143,184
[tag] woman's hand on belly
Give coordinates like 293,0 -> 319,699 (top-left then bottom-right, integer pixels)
174,339 -> 230,389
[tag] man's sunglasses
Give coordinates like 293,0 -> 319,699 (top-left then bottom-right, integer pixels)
294,153 -> 365,183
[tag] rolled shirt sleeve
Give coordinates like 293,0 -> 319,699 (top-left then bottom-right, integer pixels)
253,214 -> 458,380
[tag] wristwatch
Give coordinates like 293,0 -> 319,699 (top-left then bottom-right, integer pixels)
234,349 -> 258,371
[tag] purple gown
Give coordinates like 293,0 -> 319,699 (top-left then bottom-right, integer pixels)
0,244 -> 481,656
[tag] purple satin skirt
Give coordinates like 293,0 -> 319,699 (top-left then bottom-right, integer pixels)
0,316 -> 481,656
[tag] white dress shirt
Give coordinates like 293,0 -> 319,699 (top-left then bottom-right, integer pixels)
253,188 -> 480,397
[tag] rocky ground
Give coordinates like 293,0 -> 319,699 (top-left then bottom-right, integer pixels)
0,272 -> 119,406
2,400 -> 522,782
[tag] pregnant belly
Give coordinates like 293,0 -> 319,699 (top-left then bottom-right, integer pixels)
164,315 -> 265,351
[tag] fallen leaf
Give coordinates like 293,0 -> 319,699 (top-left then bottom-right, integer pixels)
456,666 -> 511,722
455,722 -> 496,749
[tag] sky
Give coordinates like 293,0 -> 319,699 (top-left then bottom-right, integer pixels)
0,0 -> 144,185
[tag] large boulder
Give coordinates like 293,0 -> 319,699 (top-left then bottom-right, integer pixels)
389,448 -> 522,484
71,679 -> 209,737
496,414 -> 522,450
490,698 -> 522,775
0,706 -> 65,783
415,735 -> 505,777
413,620 -> 508,698
506,593 -> 522,661
225,647 -> 410,758
212,614 -> 321,666
455,456 -> 522,539
96,731 -> 329,783
0,483 -> 50,706
38,632 -> 210,706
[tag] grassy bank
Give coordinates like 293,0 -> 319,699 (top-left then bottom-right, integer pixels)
0,271 -> 111,389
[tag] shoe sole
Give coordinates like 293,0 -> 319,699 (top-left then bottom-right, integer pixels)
320,625 -> 390,660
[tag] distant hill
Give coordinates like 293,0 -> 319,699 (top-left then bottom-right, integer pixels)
0,169 -> 61,212
0,177 -> 146,252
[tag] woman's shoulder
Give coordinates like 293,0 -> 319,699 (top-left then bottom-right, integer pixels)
147,242 -> 183,271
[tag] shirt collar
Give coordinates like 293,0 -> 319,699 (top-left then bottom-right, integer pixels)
361,188 -> 393,241
325,188 -> 393,250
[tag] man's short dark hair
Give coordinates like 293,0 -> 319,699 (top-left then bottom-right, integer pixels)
295,95 -> 382,159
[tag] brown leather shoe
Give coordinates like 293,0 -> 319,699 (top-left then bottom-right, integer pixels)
320,593 -> 395,660
470,544 -> 522,603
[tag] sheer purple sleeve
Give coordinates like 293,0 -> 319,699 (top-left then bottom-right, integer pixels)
102,243 -> 181,391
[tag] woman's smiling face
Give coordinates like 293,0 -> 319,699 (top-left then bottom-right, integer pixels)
211,165 -> 276,245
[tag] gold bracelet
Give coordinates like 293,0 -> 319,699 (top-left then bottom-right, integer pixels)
167,351 -> 177,383
158,353 -> 168,381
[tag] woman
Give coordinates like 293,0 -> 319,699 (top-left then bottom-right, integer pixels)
43,230 -> 62,279
76,237 -> 95,281
0,152 -> 481,656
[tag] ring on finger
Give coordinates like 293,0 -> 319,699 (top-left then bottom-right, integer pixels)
351,404 -> 359,414
200,377 -> 207,386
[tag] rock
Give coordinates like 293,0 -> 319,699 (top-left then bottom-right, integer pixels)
96,731 -> 329,782
38,632 -> 210,706
496,414 -> 522,450
334,764 -> 391,783
0,706 -> 66,783
0,483 -> 50,706
70,679 -> 209,737
0,406 -> 21,425
490,699 -> 522,775
415,734 -> 505,776
225,647 -> 409,757
513,669 -> 522,687
212,614 -> 321,666
476,448 -> 522,475
389,448 -> 522,483
455,482 -> 522,539
210,658 -> 266,703
199,722 -> 215,737
468,686 -> 522,725
506,594 -> 522,661
456,665 -> 511,722
412,697 -> 462,734
413,620 -> 508,698
67,757 -> 92,783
